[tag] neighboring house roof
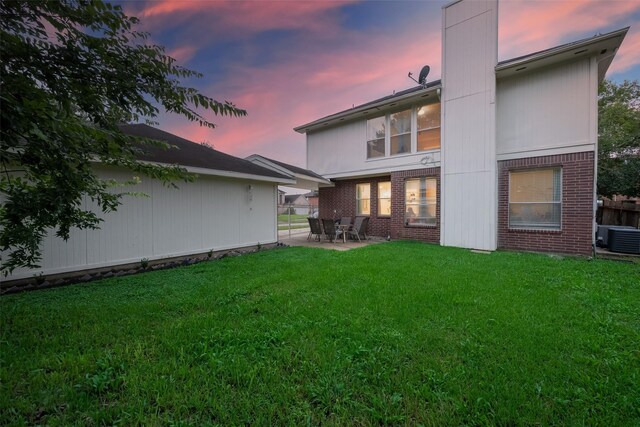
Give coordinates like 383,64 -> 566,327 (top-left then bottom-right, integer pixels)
294,27 -> 628,134
284,194 -> 306,204
496,27 -> 628,81
303,191 -> 318,198
245,154 -> 333,189
119,124 -> 294,184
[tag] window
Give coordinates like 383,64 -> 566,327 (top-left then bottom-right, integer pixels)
378,182 -> 391,216
366,102 -> 441,159
417,103 -> 441,151
366,116 -> 385,159
405,177 -> 436,226
390,109 -> 411,155
356,183 -> 371,215
509,168 -> 561,230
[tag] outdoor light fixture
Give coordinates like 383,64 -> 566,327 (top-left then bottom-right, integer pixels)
247,184 -> 253,202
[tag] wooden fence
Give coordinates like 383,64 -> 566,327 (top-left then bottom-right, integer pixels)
597,200 -> 640,228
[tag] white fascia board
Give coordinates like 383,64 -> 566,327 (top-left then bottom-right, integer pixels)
89,158 -> 295,184
496,28 -> 628,80
245,155 -> 295,178
322,161 -> 442,180
245,154 -> 332,186
292,172 -> 332,185
294,85 -> 441,134
182,165 -> 296,184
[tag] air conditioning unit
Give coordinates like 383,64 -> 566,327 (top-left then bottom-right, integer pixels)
608,228 -> 640,254
596,225 -> 636,247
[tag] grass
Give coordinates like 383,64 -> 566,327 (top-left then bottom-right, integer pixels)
1,242 -> 639,425
277,213 -> 309,223
278,224 -> 309,231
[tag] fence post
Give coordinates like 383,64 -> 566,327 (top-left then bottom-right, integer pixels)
288,203 -> 292,238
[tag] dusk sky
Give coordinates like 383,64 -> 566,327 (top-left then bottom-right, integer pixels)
120,0 -> 640,173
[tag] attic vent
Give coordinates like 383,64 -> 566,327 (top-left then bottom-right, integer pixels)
600,49 -> 607,55
515,66 -> 527,71
389,103 -> 396,107
574,49 -> 588,55
421,94 -> 429,98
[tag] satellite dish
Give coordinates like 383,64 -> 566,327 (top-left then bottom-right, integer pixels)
418,65 -> 430,85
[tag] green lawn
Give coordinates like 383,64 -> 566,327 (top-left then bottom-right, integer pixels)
1,242 -> 639,425
277,213 -> 309,223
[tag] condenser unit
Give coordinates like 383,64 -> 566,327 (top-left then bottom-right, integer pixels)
596,225 -> 636,247
608,228 -> 640,255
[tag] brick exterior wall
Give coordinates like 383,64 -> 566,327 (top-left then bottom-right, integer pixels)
497,151 -> 595,256
318,167 -> 440,243
390,168 -> 440,243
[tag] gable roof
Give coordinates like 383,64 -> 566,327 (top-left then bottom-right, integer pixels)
245,154 -> 333,189
119,124 -> 293,183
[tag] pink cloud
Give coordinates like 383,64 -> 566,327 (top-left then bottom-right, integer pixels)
166,28 -> 442,166
610,28 -> 640,74
167,45 -> 198,63
499,0 -> 640,60
144,0 -> 639,170
128,0 -> 357,40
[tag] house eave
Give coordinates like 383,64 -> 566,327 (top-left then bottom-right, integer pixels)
93,159 -> 296,184
294,84 -> 442,134
496,27 -> 628,82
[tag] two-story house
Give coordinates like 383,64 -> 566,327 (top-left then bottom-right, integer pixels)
294,0 -> 628,256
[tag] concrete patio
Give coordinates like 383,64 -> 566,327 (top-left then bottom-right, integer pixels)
278,228 -> 387,251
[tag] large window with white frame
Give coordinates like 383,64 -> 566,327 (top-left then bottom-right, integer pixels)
405,177 -> 436,226
390,109 -> 412,155
366,116 -> 385,159
378,181 -> 391,217
366,102 -> 441,159
356,183 -> 371,216
509,168 -> 562,230
417,103 -> 441,151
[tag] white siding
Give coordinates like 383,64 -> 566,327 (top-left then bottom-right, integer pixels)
306,120 -> 441,179
441,0 -> 498,251
7,165 -> 278,280
496,58 -> 595,160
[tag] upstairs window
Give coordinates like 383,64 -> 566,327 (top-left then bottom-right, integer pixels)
356,183 -> 371,215
405,177 -> 437,226
366,117 -> 385,159
417,103 -> 441,151
509,168 -> 562,230
390,109 -> 412,155
378,182 -> 391,217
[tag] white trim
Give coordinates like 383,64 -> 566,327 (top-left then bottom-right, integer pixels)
181,165 -> 296,184
496,144 -> 595,161
244,154 -> 332,186
322,161 -> 441,180
295,86 -> 441,133
589,56 -> 599,246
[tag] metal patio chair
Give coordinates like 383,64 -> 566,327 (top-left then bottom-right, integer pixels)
348,216 -> 369,242
307,217 -> 323,241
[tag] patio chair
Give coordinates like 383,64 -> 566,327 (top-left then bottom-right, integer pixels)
339,216 -> 352,227
321,218 -> 339,243
348,216 -> 369,242
307,217 -> 323,241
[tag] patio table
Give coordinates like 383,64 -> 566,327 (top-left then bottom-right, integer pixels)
336,224 -> 350,243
